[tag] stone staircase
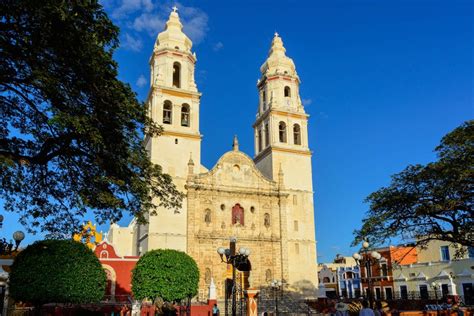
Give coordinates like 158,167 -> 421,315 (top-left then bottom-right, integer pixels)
257,288 -> 319,315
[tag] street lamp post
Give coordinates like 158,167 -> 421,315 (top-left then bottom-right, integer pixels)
353,240 -> 381,309
0,214 -> 25,255
431,281 -> 440,315
217,237 -> 251,316
270,279 -> 282,315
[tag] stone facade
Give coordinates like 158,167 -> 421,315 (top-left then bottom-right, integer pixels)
108,8 -> 318,299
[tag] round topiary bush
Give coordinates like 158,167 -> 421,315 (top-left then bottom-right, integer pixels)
9,239 -> 106,305
132,249 -> 199,302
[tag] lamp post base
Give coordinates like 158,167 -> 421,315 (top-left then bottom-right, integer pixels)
245,288 -> 259,316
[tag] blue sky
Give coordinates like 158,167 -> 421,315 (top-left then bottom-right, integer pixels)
3,0 -> 472,262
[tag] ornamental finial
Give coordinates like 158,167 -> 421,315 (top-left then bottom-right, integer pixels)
233,135 -> 239,151
172,5 -> 178,13
274,31 -> 279,37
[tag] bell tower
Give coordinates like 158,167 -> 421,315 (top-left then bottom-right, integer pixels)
142,7 -> 201,252
253,33 -> 318,289
253,33 -> 312,192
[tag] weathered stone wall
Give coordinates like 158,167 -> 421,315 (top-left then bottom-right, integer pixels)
186,150 -> 287,299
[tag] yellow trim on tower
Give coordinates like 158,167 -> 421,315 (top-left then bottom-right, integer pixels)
253,109 -> 308,127
254,145 -> 312,163
271,110 -> 308,120
161,88 -> 200,99
162,130 -> 202,140
273,146 -> 312,156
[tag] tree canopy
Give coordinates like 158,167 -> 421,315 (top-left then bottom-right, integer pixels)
354,120 -> 473,252
9,239 -> 106,305
0,0 -> 182,236
132,249 -> 199,302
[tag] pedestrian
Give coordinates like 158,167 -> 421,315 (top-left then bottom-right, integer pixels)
359,301 -> 375,316
335,302 -> 349,316
374,301 -> 384,316
212,303 -> 220,316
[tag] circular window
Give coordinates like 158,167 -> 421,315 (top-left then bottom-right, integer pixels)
250,206 -> 255,213
220,204 -> 225,211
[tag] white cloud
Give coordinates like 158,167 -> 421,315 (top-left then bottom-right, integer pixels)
213,41 -> 224,52
106,0 -> 154,19
106,1 -> 209,46
132,13 -> 166,37
180,6 -> 209,44
136,74 -> 147,88
302,98 -> 312,106
121,33 -> 143,52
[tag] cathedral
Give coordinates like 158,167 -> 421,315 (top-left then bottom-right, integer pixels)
108,8 -> 319,299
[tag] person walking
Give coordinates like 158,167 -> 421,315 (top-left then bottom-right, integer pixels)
359,301 -> 375,316
335,302 -> 349,316
374,301 -> 384,316
212,303 -> 220,316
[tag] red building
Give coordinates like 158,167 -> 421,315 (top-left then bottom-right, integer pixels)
360,246 -> 417,300
94,241 -> 216,315
94,241 -> 139,301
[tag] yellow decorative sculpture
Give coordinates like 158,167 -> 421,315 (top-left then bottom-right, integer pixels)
73,221 -> 103,249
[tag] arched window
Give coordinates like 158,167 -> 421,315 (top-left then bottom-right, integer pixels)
163,100 -> 172,124
204,209 -> 211,224
262,90 -> 267,111
172,62 -> 181,88
323,277 -> 331,283
264,123 -> 269,147
181,104 -> 190,127
265,269 -> 272,282
293,124 -> 301,145
258,129 -> 262,152
278,121 -> 287,143
264,213 -> 271,228
284,86 -> 291,97
232,204 -> 244,226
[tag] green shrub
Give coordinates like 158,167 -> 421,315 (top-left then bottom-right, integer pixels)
9,239 -> 106,305
132,249 -> 199,302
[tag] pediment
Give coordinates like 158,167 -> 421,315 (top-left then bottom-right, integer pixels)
457,269 -> 473,278
412,272 -> 427,280
192,150 -> 277,190
435,270 -> 450,279
394,273 -> 407,281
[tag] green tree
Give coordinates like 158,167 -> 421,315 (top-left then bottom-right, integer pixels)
354,120 -> 473,252
132,249 -> 199,302
9,239 -> 106,307
0,0 -> 182,236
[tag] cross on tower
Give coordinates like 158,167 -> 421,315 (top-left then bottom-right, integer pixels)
172,5 -> 178,12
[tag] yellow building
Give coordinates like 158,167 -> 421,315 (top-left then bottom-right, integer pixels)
108,8 -> 319,299
392,241 -> 474,304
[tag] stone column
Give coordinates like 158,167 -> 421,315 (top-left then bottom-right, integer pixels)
245,288 -> 259,316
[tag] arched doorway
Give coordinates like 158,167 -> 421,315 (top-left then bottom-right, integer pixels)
102,264 -> 116,300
